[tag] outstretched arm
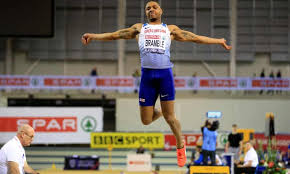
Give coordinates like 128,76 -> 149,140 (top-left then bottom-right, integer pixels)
82,23 -> 141,45
169,25 -> 232,50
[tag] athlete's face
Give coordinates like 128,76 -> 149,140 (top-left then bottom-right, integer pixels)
145,1 -> 162,22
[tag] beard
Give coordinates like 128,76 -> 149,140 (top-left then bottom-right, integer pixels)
149,18 -> 157,22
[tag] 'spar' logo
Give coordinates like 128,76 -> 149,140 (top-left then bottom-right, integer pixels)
81,116 -> 97,132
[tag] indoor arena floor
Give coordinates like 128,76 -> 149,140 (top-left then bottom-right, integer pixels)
37,169 -> 184,174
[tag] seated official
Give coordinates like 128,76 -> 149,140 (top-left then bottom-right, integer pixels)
235,141 -> 258,174
0,124 -> 39,174
187,145 -> 223,167
186,145 -> 201,173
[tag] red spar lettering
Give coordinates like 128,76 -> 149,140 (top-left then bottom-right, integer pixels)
16,118 -> 77,132
0,78 -> 30,86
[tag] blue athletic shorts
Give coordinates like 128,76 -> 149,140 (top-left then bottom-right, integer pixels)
139,68 -> 175,106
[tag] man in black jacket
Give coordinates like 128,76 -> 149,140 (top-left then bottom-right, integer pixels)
225,124 -> 243,163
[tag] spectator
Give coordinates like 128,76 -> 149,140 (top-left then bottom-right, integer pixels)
90,67 -> 98,76
0,124 -> 39,174
276,69 -> 282,94
286,144 -> 290,166
132,69 -> 141,94
187,146 -> 223,166
201,119 -> 219,166
136,145 -> 145,154
132,69 -> 140,77
259,68 -> 265,95
267,70 -> 274,95
191,145 -> 203,165
235,141 -> 258,174
225,124 -> 243,163
276,69 -> 281,79
90,67 -> 98,93
192,72 -> 198,94
281,151 -> 288,167
288,144 -> 290,162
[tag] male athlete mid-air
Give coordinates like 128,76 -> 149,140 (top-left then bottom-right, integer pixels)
82,1 -> 231,167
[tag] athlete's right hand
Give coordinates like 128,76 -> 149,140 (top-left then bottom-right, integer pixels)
220,38 -> 232,50
81,33 -> 93,45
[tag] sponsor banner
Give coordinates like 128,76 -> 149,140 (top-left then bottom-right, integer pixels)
96,76 -> 134,90
164,134 -> 203,147
200,78 -> 238,88
164,133 -> 228,149
90,132 -> 164,149
0,75 -> 290,91
198,77 -> 249,90
127,154 -> 152,172
251,78 -> 290,90
174,77 -> 199,90
43,77 -> 82,88
0,107 -> 103,144
0,75 -> 34,89
254,133 -> 290,152
0,77 -> 30,86
0,117 -> 77,132
41,76 -> 93,89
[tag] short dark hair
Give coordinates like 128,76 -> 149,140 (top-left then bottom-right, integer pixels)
210,120 -> 219,131
146,0 -> 161,6
205,119 -> 211,127
232,124 -> 237,128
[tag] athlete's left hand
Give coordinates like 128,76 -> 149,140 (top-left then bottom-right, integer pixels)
220,38 -> 232,50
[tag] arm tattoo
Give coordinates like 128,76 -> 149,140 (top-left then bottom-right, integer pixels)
119,29 -> 132,39
118,28 -> 139,39
181,31 -> 195,40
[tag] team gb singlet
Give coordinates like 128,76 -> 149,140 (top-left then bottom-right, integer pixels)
138,23 -> 173,69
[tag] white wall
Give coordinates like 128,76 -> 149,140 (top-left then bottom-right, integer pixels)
3,51 -> 290,77
10,52 -> 118,76
116,97 -> 290,133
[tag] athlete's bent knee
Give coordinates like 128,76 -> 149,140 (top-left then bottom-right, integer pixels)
141,118 -> 152,125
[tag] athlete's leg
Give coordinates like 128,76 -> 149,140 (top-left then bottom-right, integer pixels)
139,68 -> 163,125
159,68 -> 186,167
140,106 -> 162,125
160,100 -> 183,148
